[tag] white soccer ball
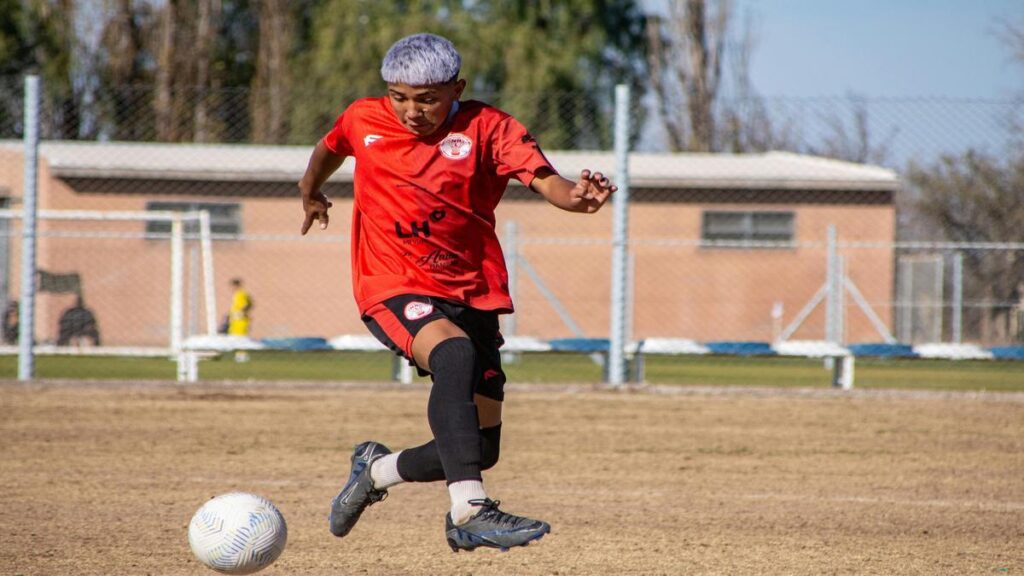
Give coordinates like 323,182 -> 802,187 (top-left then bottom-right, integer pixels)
188,492 -> 288,575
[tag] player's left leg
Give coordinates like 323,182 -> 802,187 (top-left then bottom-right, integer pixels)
328,440 -> 392,537
383,398 -> 502,483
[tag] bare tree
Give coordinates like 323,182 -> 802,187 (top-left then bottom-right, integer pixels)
152,0 -> 203,141
152,0 -> 182,141
899,19 -> 1024,342
101,0 -> 145,87
907,151 -> 1024,342
645,0 -> 730,152
996,19 -> 1024,64
811,94 -> 895,165
716,9 -> 800,153
193,0 -> 222,142
251,0 -> 292,144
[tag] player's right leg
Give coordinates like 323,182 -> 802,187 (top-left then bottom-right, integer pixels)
411,318 -> 550,552
444,498 -> 551,552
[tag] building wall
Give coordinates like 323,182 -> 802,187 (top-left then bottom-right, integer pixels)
498,198 -> 895,343
0,151 -> 895,347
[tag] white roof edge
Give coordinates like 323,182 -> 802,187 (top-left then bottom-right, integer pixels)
0,140 -> 900,191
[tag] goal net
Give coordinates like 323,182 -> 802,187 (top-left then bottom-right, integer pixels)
0,209 -> 216,356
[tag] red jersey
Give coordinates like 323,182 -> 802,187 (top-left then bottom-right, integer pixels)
322,97 -> 555,314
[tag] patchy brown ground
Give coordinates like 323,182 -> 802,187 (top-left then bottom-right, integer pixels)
1,380 -> 1022,576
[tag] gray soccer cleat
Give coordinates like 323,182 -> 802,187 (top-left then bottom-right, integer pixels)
445,498 -> 551,552
328,441 -> 391,537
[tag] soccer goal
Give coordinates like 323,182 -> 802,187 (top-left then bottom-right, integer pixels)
0,208 -> 217,359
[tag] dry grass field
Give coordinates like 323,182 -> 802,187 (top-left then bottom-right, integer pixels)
1,379 -> 1022,575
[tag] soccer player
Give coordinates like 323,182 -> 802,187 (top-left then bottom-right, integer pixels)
297,33 -> 617,552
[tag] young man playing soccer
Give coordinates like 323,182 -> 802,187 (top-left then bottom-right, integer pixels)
297,33 -> 617,552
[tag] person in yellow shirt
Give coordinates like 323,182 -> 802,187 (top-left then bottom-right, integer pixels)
226,278 -> 254,362
227,278 -> 253,337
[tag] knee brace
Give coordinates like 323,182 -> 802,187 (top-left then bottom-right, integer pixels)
479,424 -> 501,471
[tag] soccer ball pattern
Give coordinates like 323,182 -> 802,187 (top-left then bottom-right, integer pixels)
188,492 -> 287,575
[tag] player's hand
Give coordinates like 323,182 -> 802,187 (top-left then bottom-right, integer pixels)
300,189 -> 333,235
570,169 -> 617,213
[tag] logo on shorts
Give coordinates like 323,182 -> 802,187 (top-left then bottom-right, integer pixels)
404,301 -> 434,321
439,133 -> 472,160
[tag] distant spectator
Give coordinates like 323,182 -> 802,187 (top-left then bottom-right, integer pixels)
2,301 -> 18,345
226,278 -> 254,362
57,296 -> 101,346
227,278 -> 254,336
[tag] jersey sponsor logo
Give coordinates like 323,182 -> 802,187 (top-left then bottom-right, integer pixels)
404,301 -> 434,321
363,134 -> 383,147
395,219 -> 431,239
395,209 -> 446,240
439,133 -> 472,160
416,249 -> 458,272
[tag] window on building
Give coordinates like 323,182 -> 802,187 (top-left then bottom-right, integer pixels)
701,210 -> 794,246
145,202 -> 242,238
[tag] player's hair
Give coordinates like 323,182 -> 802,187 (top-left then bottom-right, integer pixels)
380,33 -> 461,86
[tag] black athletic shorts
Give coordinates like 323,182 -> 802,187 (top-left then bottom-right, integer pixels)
362,294 -> 507,401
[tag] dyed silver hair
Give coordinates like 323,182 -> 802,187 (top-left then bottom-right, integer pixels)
380,33 -> 461,86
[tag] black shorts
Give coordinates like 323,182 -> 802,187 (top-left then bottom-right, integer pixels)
362,294 -> 507,401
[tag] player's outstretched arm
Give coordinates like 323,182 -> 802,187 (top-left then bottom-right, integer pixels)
298,140 -> 345,234
530,168 -> 617,214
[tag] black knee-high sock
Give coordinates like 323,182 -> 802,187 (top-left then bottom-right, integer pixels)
424,337 -> 481,484
397,424 -> 502,482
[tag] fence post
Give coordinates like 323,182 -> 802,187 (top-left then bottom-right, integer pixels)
951,251 -> 963,344
198,210 -> 218,335
825,225 -> 840,344
502,220 -> 520,363
170,214 -> 185,354
608,84 -> 631,385
503,220 -> 518,340
18,75 -> 40,381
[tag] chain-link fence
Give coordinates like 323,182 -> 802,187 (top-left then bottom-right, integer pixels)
0,78 -> 1022,382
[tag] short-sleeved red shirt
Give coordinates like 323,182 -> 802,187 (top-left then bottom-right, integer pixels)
322,97 -> 555,314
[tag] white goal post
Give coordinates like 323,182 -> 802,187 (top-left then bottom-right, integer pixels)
0,208 -> 217,360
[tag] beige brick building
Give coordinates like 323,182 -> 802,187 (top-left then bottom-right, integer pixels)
0,142 -> 898,348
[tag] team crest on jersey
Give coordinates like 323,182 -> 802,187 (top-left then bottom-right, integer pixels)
439,133 -> 472,160
404,301 -> 434,321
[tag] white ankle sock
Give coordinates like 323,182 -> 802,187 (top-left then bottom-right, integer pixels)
369,451 -> 404,490
448,480 -> 488,524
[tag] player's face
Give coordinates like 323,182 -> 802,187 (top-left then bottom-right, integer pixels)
387,80 -> 465,136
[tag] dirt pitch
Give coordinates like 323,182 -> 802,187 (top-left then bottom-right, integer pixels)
1,380 -> 1022,576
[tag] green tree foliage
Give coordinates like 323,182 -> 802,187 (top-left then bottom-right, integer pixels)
0,0 -> 35,75
469,0 -> 647,149
288,0 -> 466,143
95,0 -> 156,140
94,0 -> 269,142
0,0 -> 79,138
290,0 -> 646,147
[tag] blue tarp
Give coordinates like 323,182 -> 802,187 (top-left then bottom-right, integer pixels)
989,346 -> 1024,361
704,341 -> 776,356
260,337 -> 332,351
848,343 -> 918,358
548,338 -> 610,353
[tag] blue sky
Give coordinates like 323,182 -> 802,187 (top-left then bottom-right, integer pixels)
743,0 -> 1023,99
